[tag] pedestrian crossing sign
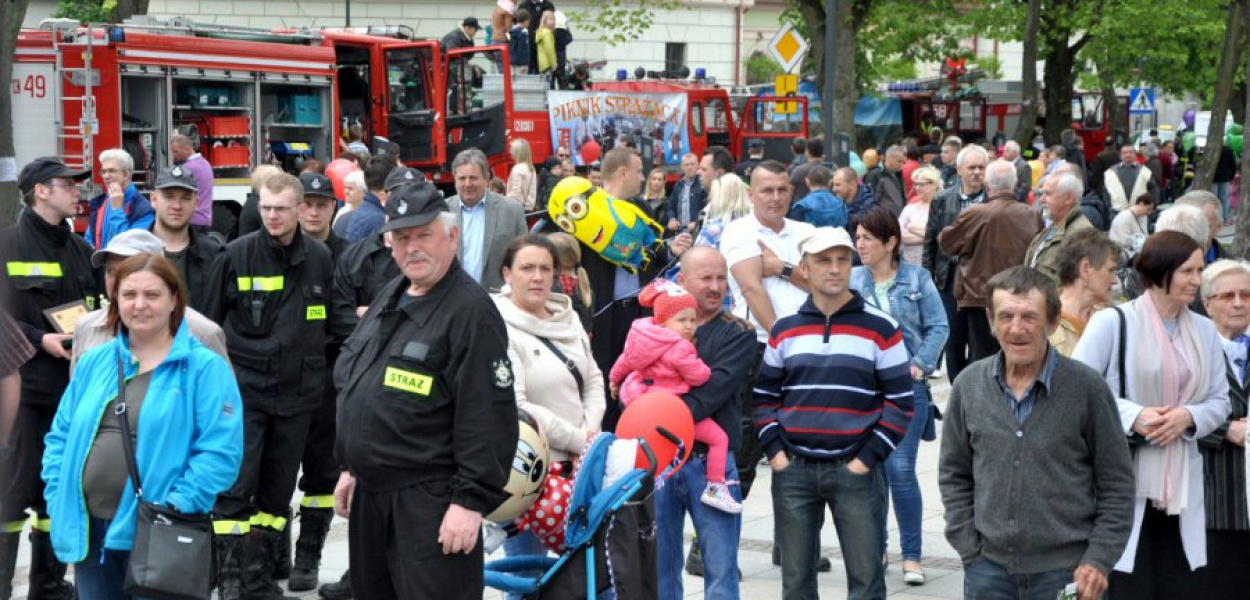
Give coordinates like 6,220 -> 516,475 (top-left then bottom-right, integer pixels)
1129,87 -> 1155,114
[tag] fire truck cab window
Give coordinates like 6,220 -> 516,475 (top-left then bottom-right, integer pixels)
706,98 -> 731,148
387,49 -> 428,113
444,48 -> 509,159
691,103 -> 704,136
385,46 -> 437,162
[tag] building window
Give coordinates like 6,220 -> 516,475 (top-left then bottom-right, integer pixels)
665,43 -> 686,75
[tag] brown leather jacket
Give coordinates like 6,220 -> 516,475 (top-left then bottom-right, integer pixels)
937,192 -> 1044,308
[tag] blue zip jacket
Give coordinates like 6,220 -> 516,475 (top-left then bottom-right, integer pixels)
788,188 -> 848,229
850,261 -> 949,374
85,183 -> 155,250
42,320 -> 243,563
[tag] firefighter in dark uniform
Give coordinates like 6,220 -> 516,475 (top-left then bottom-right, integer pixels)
333,181 -> 517,600
0,158 -> 96,600
147,164 -> 226,313
313,167 -> 416,600
205,172 -> 335,600
281,172 -> 347,591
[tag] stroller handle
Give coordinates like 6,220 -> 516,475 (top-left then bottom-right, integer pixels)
655,426 -> 689,463
638,438 -> 659,477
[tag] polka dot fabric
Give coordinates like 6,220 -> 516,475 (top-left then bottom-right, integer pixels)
517,460 -> 574,553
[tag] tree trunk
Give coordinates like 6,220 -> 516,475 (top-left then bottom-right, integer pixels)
1097,63 -> 1125,150
1012,0 -> 1042,146
832,0 -> 858,154
1,0 -> 32,226
1194,0 -> 1243,191
1236,0 -> 1250,259
1041,35 -> 1080,146
109,0 -> 151,23
798,0 -> 825,133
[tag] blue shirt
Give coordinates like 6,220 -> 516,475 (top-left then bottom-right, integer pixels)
613,266 -> 639,301
993,345 -> 1059,425
460,200 -> 486,283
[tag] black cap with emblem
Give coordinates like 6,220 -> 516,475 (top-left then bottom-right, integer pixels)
381,180 -> 448,232
153,165 -> 199,192
299,171 -> 336,200
383,166 -> 426,192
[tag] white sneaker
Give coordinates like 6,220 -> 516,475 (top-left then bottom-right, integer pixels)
700,483 -> 742,514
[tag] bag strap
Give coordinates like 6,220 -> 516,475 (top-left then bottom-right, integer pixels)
1113,306 -> 1127,399
536,336 -> 584,394
115,351 -> 144,499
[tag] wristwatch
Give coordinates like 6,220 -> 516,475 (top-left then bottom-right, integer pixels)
780,262 -> 794,281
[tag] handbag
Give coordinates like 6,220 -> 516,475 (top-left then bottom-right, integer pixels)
114,354 -> 214,600
1112,306 -> 1149,447
536,336 -> 585,394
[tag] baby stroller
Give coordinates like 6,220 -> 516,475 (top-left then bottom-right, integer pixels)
484,428 -> 686,600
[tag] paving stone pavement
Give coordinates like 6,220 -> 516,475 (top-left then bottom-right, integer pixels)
11,379 -> 963,599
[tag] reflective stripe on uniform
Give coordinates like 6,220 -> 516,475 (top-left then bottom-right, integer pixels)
251,512 -> 287,531
31,517 -> 51,532
1,519 -> 26,533
213,520 -> 251,536
300,495 -> 335,509
6,262 -> 63,277
306,305 -> 327,320
236,276 -> 285,292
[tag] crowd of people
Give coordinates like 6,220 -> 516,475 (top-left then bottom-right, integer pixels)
0,117 -> 1248,600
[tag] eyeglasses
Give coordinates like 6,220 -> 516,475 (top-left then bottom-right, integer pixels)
1211,289 -> 1250,302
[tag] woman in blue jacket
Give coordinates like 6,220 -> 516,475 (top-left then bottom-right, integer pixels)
849,207 -> 949,587
42,254 -> 243,599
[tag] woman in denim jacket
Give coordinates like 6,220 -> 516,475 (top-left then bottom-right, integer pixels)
849,207 -> 949,586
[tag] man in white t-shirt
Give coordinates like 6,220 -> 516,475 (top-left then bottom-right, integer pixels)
722,160 -> 815,343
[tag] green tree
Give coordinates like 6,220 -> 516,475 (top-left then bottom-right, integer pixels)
565,0 -> 682,46
54,0 -> 150,23
745,52 -> 784,86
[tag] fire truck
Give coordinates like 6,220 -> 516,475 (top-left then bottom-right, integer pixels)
509,74 -> 807,175
12,17 -> 512,232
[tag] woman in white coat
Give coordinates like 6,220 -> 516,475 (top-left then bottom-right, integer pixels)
493,234 -> 605,599
1073,230 -> 1231,599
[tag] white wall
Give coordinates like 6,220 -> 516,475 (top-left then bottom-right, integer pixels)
141,0 -> 746,83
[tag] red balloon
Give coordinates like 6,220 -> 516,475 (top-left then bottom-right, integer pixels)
325,158 -> 359,201
615,392 -> 695,479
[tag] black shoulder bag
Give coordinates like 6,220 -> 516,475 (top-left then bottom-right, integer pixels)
536,336 -> 585,394
1113,307 -> 1148,448
115,354 -> 214,600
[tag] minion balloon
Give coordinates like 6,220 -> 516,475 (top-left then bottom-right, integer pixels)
547,177 -> 664,274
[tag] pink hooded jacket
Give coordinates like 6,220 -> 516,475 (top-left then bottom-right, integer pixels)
610,317 -> 711,405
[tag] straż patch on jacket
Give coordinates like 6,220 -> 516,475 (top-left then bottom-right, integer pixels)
492,358 -> 514,388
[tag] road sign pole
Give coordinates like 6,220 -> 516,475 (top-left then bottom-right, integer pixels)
824,0 -> 836,166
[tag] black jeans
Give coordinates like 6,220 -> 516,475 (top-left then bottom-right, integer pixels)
939,282 -> 970,382
964,306 -> 1000,364
214,408 -> 313,526
1108,508 -> 1204,600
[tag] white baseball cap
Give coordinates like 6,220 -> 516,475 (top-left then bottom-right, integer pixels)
91,229 -> 165,268
798,227 -> 855,256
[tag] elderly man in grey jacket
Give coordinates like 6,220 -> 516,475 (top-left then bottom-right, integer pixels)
939,266 -> 1134,600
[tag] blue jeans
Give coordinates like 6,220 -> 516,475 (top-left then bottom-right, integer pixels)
1213,181 -> 1231,221
656,451 -> 741,600
773,457 -> 886,600
882,382 -> 929,562
503,530 -> 550,600
963,556 -> 1074,600
75,517 -> 157,600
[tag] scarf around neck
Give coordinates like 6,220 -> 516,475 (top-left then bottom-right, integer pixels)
1130,292 -> 1209,515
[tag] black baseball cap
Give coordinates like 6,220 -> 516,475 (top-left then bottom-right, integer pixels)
299,172 -> 336,200
384,167 -> 426,192
463,17 -> 481,28
153,165 -> 199,192
382,181 -> 448,232
18,157 -> 89,195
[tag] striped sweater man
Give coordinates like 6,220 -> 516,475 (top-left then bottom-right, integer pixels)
753,291 -> 915,468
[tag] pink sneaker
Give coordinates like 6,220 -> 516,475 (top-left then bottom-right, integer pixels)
700,482 -> 742,514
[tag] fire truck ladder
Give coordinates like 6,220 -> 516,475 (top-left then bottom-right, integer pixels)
51,22 -> 97,172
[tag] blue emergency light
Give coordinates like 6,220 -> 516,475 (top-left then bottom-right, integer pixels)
616,69 -> 628,81
695,68 -> 706,80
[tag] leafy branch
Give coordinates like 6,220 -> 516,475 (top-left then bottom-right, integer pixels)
566,0 -> 684,46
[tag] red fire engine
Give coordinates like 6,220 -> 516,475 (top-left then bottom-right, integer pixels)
12,17 -> 512,232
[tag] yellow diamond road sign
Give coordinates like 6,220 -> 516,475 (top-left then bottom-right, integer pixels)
767,22 -> 809,74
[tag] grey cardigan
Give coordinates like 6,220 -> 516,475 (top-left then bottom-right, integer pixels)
939,352 -> 1136,575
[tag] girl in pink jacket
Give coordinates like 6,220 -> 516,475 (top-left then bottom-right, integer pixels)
610,280 -> 741,513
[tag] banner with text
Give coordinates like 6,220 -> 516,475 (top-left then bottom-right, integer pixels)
548,91 -> 690,167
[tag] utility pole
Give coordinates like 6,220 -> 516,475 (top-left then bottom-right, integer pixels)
823,0 -> 837,166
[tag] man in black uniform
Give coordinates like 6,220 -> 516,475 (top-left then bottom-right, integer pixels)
314,168 -> 416,600
148,165 -> 225,313
206,172 -> 335,600
333,181 -> 517,600
0,157 -> 95,600
282,171 -> 348,591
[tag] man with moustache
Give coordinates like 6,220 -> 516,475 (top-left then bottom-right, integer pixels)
333,181 -> 517,600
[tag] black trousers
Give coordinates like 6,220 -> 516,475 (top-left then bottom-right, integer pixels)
297,373 -> 340,500
1108,508 -> 1204,600
964,306 -> 1000,364
349,480 -> 482,600
214,407 -> 313,525
736,342 -> 766,501
939,282 -> 971,382
1203,528 -> 1250,600
0,404 -> 55,525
